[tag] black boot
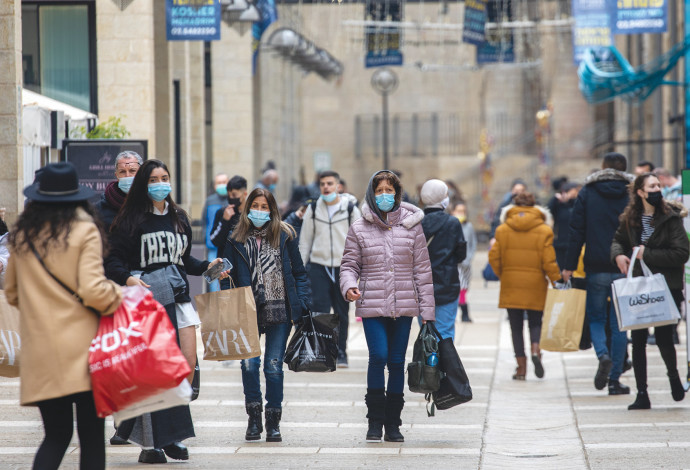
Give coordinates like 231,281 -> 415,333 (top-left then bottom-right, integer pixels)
265,408 -> 282,442
460,304 -> 472,323
245,402 -> 263,441
365,388 -> 385,442
383,392 -> 405,442
628,391 -> 651,410
669,372 -> 685,402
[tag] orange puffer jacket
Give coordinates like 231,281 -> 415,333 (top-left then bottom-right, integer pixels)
488,205 -> 561,311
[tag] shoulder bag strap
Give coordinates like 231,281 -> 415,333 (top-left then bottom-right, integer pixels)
28,240 -> 101,315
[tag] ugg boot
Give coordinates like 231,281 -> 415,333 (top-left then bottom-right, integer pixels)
383,392 -> 405,442
265,408 -> 282,442
512,357 -> 527,380
365,388 -> 386,442
245,402 -> 263,441
460,304 -> 472,323
531,343 -> 544,379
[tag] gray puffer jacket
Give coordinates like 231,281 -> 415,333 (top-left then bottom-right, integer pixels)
340,202 -> 435,321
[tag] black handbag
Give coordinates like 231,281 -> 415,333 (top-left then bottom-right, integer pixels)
284,309 -> 339,372
427,323 -> 473,416
407,323 -> 441,394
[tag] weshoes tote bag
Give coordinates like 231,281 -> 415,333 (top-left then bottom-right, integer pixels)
612,246 -> 680,331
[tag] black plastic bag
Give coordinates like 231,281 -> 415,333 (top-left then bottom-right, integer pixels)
407,323 -> 441,394
429,323 -> 473,415
284,310 -> 339,372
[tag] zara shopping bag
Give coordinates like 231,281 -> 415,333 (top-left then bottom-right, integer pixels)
539,282 -> 587,352
612,246 -> 681,331
195,285 -> 261,361
0,290 -> 20,378
89,286 -> 191,418
284,310 -> 339,372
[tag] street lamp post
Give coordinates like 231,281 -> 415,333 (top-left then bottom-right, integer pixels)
371,68 -> 399,170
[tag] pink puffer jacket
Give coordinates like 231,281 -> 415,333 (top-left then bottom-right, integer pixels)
340,202 -> 435,320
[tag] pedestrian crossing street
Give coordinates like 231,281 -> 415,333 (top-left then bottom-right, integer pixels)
1,252 -> 690,468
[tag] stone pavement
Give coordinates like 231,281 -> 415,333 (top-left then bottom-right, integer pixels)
2,251 -> 690,469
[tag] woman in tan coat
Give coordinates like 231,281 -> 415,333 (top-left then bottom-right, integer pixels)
5,163 -> 122,470
489,192 -> 561,380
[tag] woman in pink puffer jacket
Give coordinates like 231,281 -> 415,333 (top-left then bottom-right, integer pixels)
340,170 -> 435,444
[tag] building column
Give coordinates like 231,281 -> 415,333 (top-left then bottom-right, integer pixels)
0,0 -> 24,224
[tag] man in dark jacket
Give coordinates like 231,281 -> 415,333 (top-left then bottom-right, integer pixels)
209,175 -> 248,256
562,153 -> 634,395
94,150 -> 142,232
420,179 -> 467,340
548,182 -> 581,269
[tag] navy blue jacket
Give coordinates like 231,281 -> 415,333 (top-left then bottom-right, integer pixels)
222,231 -> 311,323
547,196 -> 575,251
564,169 -> 633,273
421,208 -> 467,305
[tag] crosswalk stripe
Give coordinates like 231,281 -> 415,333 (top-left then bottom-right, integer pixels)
0,446 -> 479,455
580,422 -> 690,429
575,404 -> 690,411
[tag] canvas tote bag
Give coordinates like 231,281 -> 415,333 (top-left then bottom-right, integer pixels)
612,246 -> 680,331
195,282 -> 261,361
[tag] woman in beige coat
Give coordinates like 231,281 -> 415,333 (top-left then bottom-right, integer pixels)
5,163 -> 122,470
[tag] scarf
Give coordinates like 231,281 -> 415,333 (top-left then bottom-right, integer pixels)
245,228 -> 287,329
105,180 -> 126,210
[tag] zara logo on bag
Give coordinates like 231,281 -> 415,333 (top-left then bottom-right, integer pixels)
204,328 -> 253,356
0,329 -> 20,366
89,321 -> 143,353
628,293 -> 665,307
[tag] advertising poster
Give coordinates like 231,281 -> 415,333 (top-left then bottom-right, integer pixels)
365,0 -> 404,68
610,0 -> 667,35
572,0 -> 613,65
462,0 -> 488,46
166,0 -> 221,41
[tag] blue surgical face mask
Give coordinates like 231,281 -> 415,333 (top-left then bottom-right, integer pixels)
148,182 -> 171,202
248,209 -> 271,228
321,192 -> 337,203
118,176 -> 134,194
216,184 -> 228,197
268,183 -> 277,192
375,193 -> 396,212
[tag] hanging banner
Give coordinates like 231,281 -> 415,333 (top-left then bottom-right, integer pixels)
463,0 -> 488,46
610,0 -> 667,35
476,36 -> 514,63
252,0 -> 277,73
166,0 -> 221,41
572,0 -> 613,65
365,0 -> 404,68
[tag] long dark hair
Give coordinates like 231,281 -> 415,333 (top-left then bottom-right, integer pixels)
620,173 -> 669,230
111,159 -> 188,235
9,201 -> 107,255
231,188 -> 295,248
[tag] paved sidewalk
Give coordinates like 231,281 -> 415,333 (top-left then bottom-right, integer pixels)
1,251 -> 689,469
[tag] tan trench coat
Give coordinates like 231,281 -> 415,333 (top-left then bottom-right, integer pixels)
5,209 -> 122,406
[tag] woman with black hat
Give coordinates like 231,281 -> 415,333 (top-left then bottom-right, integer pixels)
5,162 -> 123,470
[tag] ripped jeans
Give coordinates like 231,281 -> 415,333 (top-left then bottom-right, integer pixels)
241,321 -> 292,409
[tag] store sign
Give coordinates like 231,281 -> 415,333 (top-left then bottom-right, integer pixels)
365,0 -> 404,68
462,0 -> 488,46
572,0 -> 613,65
476,37 -> 514,63
610,0 -> 667,34
166,0 -> 221,41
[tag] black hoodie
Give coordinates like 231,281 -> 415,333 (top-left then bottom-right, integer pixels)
564,169 -> 633,273
421,208 -> 467,304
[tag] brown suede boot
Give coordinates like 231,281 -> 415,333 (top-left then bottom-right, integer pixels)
531,343 -> 544,379
512,357 -> 527,380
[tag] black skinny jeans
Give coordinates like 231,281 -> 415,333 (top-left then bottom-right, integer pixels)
507,309 -> 543,358
34,391 -> 105,470
630,289 -> 683,393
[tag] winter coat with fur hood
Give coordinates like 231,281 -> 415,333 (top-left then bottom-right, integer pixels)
489,205 -> 561,311
610,201 -> 689,291
340,201 -> 436,320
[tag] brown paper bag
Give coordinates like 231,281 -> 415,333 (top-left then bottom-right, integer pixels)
0,290 -> 21,377
195,287 -> 261,361
539,287 -> 587,352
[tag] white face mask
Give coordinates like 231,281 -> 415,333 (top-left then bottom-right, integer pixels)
441,196 -> 450,210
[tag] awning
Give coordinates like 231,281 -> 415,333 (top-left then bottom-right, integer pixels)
22,88 -> 97,121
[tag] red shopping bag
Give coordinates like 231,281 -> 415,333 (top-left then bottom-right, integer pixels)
89,286 -> 191,418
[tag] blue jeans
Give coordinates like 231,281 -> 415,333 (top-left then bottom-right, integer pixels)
241,322 -> 291,409
362,316 -> 413,394
586,272 -> 626,381
418,301 -> 458,341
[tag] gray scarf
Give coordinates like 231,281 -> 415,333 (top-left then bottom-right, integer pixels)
245,228 -> 287,329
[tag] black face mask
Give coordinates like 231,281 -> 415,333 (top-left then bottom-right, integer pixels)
227,197 -> 241,208
646,191 -> 663,208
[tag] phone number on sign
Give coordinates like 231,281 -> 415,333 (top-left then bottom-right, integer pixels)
170,27 -> 217,36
